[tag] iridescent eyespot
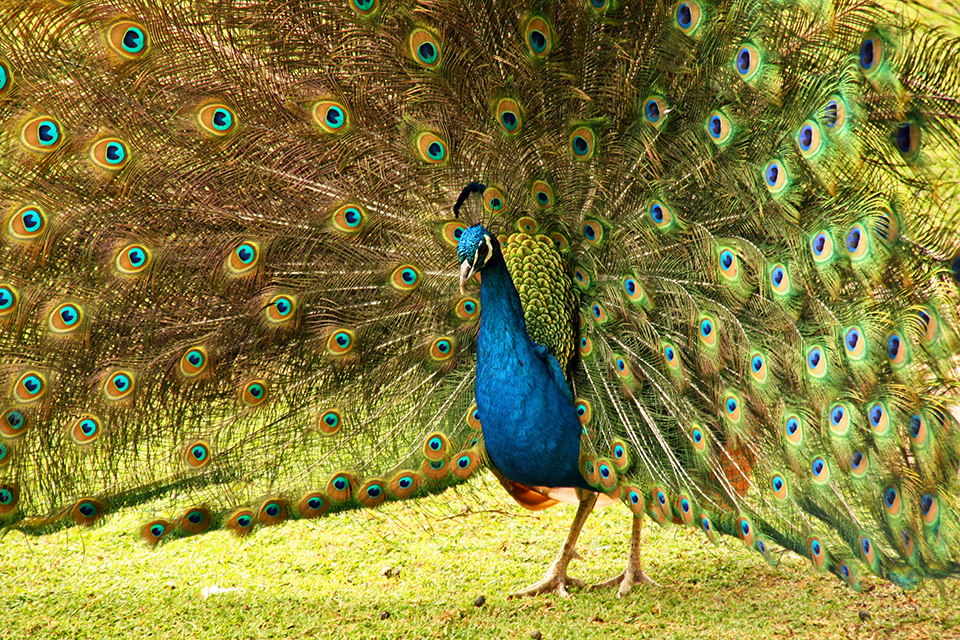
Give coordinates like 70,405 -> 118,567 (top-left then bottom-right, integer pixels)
241,379 -> 269,407
784,415 -> 803,445
452,451 -> 479,479
7,205 -> 47,241
69,414 -> 103,445
796,120 -> 823,158
350,0 -> 379,15
0,285 -> 18,316
227,509 -> 255,537
705,111 -> 733,145
327,472 -> 357,501
807,536 -> 828,570
883,485 -> 901,516
591,302 -> 609,323
734,44 -> 761,82
909,413 -> 928,447
569,126 -> 595,161
390,264 -> 422,292
698,315 -> 717,348
582,220 -> 603,245
0,442 -> 9,468
724,392 -> 742,423
317,408 -> 342,435
0,58 -> 13,97
806,346 -> 827,378
737,516 -> 755,547
674,1 -> 704,35
179,506 -> 212,533
388,471 -> 422,498
663,342 -> 680,370
828,403 -> 850,435
14,371 -> 47,403
613,354 -> 632,381
531,180 -> 553,208
649,201 -> 676,230
573,266 -> 591,290
466,404 -> 482,430
859,34 -> 884,78
579,335 -> 593,356
770,474 -> 788,500
822,97 -> 847,130
845,224 -> 868,260
811,457 -> 830,483
876,206 -> 899,242
886,332 -> 908,367
575,399 -> 592,426
409,29 -> 441,68
178,346 -> 208,379
496,98 -> 523,134
622,276 -> 647,305
920,493 -> 938,524
764,160 -> 788,193
48,303 -> 83,334
483,187 -> 505,213
227,241 -> 260,274
611,441 -> 629,469
524,17 -> 552,57
358,480 -> 388,508
429,336 -> 455,362
455,297 -> 479,320
718,249 -> 738,280
115,243 -> 151,275
312,101 -> 349,134
749,352 -> 767,383
258,499 -> 288,525
140,519 -> 170,546
71,499 -> 104,526
265,294 -> 297,323
198,103 -> 237,135
644,96 -> 669,128
422,432 -> 448,460
89,138 -> 130,170
896,122 -> 920,159
589,0 -> 610,12
850,450 -> 869,477
297,492 -> 330,518
19,116 -> 63,152
811,231 -> 834,263
843,326 -> 866,360
332,204 -> 367,235
1,410 -> 28,439
107,21 -> 149,58
327,328 -> 355,355
415,132 -> 447,164
867,401 -> 889,435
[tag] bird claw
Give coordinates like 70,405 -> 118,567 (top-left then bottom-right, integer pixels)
509,571 -> 585,599
589,567 -> 659,598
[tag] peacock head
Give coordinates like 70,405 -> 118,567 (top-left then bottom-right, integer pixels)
458,225 -> 499,294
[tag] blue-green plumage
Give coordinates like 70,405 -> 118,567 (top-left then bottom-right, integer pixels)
459,226 -> 589,490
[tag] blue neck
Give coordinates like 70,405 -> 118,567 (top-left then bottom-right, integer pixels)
475,250 -> 590,490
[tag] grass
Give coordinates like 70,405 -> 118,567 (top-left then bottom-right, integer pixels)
3,475 -> 959,640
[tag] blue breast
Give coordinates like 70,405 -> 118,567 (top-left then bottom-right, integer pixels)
474,251 -> 590,490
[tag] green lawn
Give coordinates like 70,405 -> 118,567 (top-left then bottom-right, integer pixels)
3,475 -> 958,639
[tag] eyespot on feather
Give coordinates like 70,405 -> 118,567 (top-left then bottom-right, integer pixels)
663,342 -> 681,371
415,132 -> 447,164
107,20 -> 149,58
48,302 -> 83,334
734,43 -> 762,82
387,471 -> 423,499
579,334 -> 593,357
582,219 -> 603,245
495,98 -> 523,134
591,301 -> 609,324
690,422 -> 707,453
795,120 -> 824,158
0,285 -> 19,316
0,442 -> 11,468
849,450 -> 870,478
569,126 -> 595,161
674,1 -> 704,35
676,495 -> 694,525
886,332 -> 909,367
858,33 -> 885,78
390,265 -> 422,292
698,315 -> 717,349
409,29 -> 441,68
575,399 -> 592,428
644,95 -> 669,128
550,233 -> 568,251
7,206 -> 47,241
265,294 -> 296,324
312,100 -> 349,134
452,451 -> 480,479
357,480 -> 387,508
805,346 -> 827,379
71,498 -> 104,526
455,297 -> 479,320
422,432 -> 449,460
845,224 -> 869,261
810,231 -> 834,263
330,204 -> 367,236
0,483 -> 18,514
723,391 -> 742,423
466,404 -> 482,430
227,241 -> 260,274
442,222 -> 467,247
69,414 -> 103,445
718,248 -> 739,281
327,328 -> 355,355
770,473 -> 789,501
843,326 -> 867,361
705,111 -> 733,146
0,58 -> 14,98
349,0 -> 379,15
1,409 -> 28,439
19,116 -> 63,152
89,138 -> 130,170
573,266 -> 591,290
822,96 -> 847,130
183,441 -> 212,470
736,515 -> 755,547
327,472 -> 357,502
198,103 -> 237,136
179,507 -> 212,533
179,347 -> 209,379
749,352 -> 767,384
483,187 -> 505,212
240,380 -> 268,407
317,409 -> 342,435
531,181 -> 553,208
297,492 -> 330,518
763,160 -> 788,193
828,402 -> 851,436
811,456 -> 830,483
140,520 -> 169,546
14,371 -> 47,404
806,536 -> 828,571
226,509 -> 255,537
429,336 -> 455,362
515,217 -> 539,234
421,457 -> 449,480
524,17 -> 552,56
114,243 -> 151,275
700,513 -> 717,544
624,486 -> 645,517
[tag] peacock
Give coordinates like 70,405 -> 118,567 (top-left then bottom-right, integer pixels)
2,0 -> 960,600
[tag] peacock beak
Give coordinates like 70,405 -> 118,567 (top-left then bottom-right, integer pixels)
460,260 -> 476,295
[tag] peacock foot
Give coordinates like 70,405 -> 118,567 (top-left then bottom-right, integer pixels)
589,565 -> 659,598
509,564 -> 585,599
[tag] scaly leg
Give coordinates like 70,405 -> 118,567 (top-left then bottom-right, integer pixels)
509,490 -> 598,598
590,515 -> 659,597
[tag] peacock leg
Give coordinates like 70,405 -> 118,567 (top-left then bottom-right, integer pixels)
509,490 -> 598,598
590,514 -> 659,597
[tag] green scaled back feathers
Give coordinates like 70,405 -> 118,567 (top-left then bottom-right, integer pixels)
1,0 -> 960,593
